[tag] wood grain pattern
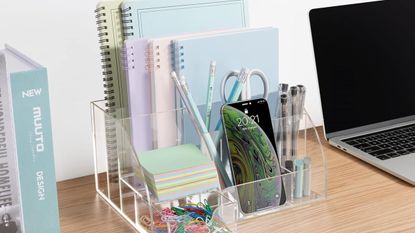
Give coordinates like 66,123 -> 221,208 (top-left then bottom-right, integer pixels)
59,128 -> 415,232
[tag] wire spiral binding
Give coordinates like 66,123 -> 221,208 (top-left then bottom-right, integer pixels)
172,43 -> 185,73
144,50 -> 150,72
96,6 -> 116,112
146,43 -> 161,76
121,6 -> 135,38
154,44 -> 161,70
121,45 -> 135,72
96,5 -> 118,181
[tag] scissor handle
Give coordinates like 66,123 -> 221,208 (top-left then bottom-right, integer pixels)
249,69 -> 269,100
221,70 -> 240,103
221,69 -> 269,103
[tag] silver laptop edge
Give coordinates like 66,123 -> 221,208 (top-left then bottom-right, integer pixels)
327,117 -> 415,185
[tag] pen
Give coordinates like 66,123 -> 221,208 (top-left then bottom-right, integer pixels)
279,83 -> 289,93
280,94 -> 289,163
205,61 -> 216,131
171,72 -> 232,187
275,83 -> 289,152
297,85 -> 306,116
276,83 -> 289,117
289,86 -> 299,158
284,159 -> 294,200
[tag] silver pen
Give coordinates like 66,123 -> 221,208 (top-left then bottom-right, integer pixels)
289,86 -> 299,158
276,83 -> 289,117
280,94 -> 289,164
297,85 -> 306,116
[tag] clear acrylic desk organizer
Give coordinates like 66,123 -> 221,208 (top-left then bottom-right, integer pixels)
221,111 -> 327,220
91,100 -> 327,232
91,100 -> 238,233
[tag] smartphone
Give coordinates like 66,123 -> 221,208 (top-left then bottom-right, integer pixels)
221,98 -> 286,213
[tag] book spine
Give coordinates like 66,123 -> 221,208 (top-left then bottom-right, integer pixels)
9,68 -> 60,233
0,55 -> 24,233
95,5 -> 119,183
121,6 -> 135,40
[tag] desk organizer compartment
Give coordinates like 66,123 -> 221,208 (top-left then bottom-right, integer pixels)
91,100 -> 238,232
91,100 -> 326,232
221,111 -> 327,220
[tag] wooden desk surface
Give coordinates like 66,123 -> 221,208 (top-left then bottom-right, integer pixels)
58,129 -> 415,232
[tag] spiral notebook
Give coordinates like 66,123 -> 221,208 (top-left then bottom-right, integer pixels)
173,27 -> 279,142
120,0 -> 249,148
95,0 -> 127,185
96,0 -> 127,114
123,39 -> 153,152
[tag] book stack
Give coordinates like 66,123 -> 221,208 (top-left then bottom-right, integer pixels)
139,144 -> 219,202
0,45 -> 60,233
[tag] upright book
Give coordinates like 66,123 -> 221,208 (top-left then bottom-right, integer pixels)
123,39 -> 153,152
95,0 -> 127,185
121,0 -> 249,39
0,45 -> 60,233
173,27 -> 280,131
121,0 -> 249,148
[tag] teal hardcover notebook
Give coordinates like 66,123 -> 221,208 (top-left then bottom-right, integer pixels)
174,28 -> 279,147
1,45 -> 60,233
174,27 -> 279,110
121,0 -> 249,39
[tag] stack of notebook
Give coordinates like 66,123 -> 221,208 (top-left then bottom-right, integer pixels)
139,144 -> 219,202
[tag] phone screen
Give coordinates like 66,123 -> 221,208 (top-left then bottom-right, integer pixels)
221,98 -> 286,213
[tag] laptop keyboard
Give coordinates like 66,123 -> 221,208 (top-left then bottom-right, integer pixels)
341,124 -> 415,160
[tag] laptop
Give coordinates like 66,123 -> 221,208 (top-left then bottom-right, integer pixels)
309,0 -> 415,185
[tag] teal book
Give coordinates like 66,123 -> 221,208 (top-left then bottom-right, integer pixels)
174,27 -> 279,115
121,0 -> 249,39
173,27 -> 279,149
1,45 -> 60,233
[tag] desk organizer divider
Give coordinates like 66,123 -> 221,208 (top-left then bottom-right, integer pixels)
91,100 -> 327,232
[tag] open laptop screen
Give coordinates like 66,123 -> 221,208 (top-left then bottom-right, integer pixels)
310,0 -> 415,135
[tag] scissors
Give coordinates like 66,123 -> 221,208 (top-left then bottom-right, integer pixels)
214,67 -> 269,134
220,67 -> 269,103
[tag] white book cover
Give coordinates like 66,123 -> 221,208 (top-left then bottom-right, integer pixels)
0,51 -> 22,233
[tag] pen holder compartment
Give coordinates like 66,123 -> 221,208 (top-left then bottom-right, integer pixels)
91,100 -> 237,232
221,111 -> 327,220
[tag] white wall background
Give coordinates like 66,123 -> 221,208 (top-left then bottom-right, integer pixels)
0,0 -> 374,181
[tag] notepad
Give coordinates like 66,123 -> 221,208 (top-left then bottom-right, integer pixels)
139,144 -> 219,201
140,144 -> 212,174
